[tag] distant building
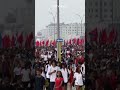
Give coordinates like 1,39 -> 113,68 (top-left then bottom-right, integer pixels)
45,22 -> 85,40
86,0 -> 120,30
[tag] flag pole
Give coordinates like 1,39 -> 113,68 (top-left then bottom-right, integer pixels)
57,0 -> 61,62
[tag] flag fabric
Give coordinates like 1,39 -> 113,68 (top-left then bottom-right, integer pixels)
108,28 -> 115,44
50,40 -> 52,46
41,41 -> 45,46
114,30 -> 118,42
11,35 -> 15,47
2,35 -> 7,48
45,40 -> 49,46
89,28 -> 98,43
66,40 -> 68,45
77,38 -> 80,45
36,41 -> 39,47
101,29 -> 107,44
52,40 -> 56,46
39,41 -> 41,46
17,32 -> 23,47
0,33 -> 2,48
69,39 -> 72,45
73,38 -> 77,44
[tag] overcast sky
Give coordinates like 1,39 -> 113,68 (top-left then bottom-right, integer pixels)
35,0 -> 85,34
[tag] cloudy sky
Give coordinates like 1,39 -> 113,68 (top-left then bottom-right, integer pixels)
35,0 -> 85,34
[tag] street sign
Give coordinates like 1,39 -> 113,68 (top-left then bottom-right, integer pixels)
57,38 -> 63,42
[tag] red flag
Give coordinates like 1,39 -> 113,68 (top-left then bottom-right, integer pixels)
41,41 -> 45,46
77,38 -> 80,45
73,38 -> 77,44
50,40 -> 52,46
7,35 -> 11,48
66,40 -> 68,45
101,29 -> 107,44
108,28 -> 115,44
25,35 -> 29,48
27,32 -> 34,48
81,38 -> 84,45
89,28 -> 98,43
114,30 -> 118,42
36,41 -> 39,47
45,40 -> 49,46
11,35 -> 15,47
17,32 -> 23,47
51,40 -> 56,46
39,41 -> 41,46
69,39 -> 72,45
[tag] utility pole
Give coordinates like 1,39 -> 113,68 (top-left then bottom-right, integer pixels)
49,11 -> 56,40
57,0 -> 61,62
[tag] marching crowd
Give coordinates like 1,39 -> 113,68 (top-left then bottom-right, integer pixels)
86,43 -> 120,90
35,45 -> 85,90
0,48 -> 35,90
0,44 -> 85,90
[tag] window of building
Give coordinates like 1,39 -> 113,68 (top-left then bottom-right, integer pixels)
104,9 -> 107,12
109,2 -> 112,6
95,2 -> 98,6
104,2 -> 107,6
95,9 -> 98,12
89,9 -> 90,13
95,14 -> 98,17
104,14 -> 107,18
110,9 -> 112,12
110,15 -> 113,18
91,9 -> 93,12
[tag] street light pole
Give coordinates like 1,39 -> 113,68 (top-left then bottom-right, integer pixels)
57,0 -> 61,62
76,14 -> 85,37
49,12 -> 56,40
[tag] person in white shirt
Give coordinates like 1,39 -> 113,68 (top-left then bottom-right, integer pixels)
48,52 -> 52,60
44,53 -> 48,62
49,61 -> 57,90
46,60 -> 52,90
13,64 -> 21,83
73,67 -> 83,90
61,64 -> 68,90
21,65 -> 31,89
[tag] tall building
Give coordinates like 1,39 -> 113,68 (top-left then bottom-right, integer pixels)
45,22 -> 85,40
86,0 -> 120,30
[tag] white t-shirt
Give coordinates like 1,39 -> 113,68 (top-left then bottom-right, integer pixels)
74,72 -> 83,86
13,67 -> 21,76
42,72 -> 46,79
46,65 -> 51,79
21,69 -> 30,82
57,66 -> 61,71
48,54 -> 51,59
41,54 -> 44,58
61,68 -> 68,83
81,63 -> 85,75
44,55 -> 48,61
49,66 -> 57,82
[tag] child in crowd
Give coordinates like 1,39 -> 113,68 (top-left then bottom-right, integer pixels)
54,71 -> 64,90
35,69 -> 45,90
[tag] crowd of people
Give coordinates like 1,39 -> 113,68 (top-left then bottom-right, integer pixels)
35,44 -> 85,90
0,48 -> 35,90
86,42 -> 120,90
0,43 -> 85,90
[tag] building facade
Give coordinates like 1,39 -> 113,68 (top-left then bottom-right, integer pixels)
86,0 -> 120,30
45,22 -> 85,40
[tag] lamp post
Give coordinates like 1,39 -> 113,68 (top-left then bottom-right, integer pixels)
76,14 -> 85,37
56,0 -> 61,62
49,12 -> 56,40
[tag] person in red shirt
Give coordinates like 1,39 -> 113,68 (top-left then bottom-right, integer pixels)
75,54 -> 84,65
68,64 -> 74,90
54,71 -> 64,90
